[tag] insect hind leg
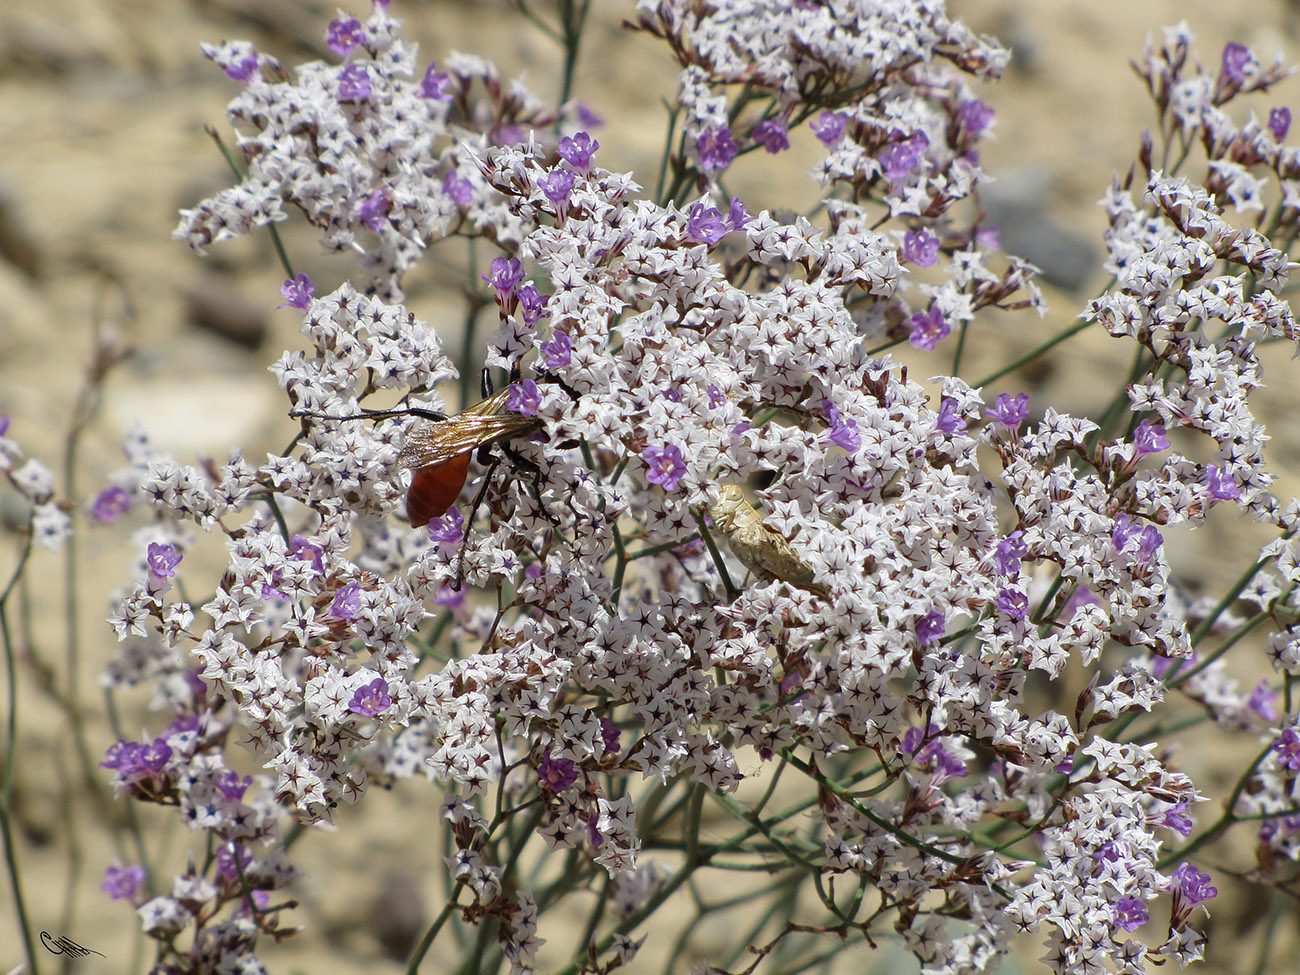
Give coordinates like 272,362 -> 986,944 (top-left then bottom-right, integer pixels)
450,452 -> 502,590
498,442 -> 563,527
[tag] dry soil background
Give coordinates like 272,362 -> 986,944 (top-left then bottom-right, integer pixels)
4,1 -> 1300,974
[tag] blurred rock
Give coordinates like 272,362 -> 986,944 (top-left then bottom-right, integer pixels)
108,371 -> 279,457
364,871 -> 426,961
183,271 -> 268,349
983,169 -> 1098,293
0,180 -> 42,278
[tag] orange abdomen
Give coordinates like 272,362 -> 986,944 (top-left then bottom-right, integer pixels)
407,452 -> 473,527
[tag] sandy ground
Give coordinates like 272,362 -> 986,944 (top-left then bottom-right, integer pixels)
3,1 -> 1300,973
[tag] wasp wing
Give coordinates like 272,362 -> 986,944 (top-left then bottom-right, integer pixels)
397,390 -> 539,470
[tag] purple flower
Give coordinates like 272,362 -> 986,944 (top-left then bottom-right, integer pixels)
917,740 -> 967,782
1134,419 -> 1169,455
1095,841 -> 1123,863
917,611 -> 945,646
994,531 -> 1027,576
880,132 -> 929,179
1112,896 -> 1148,933
752,119 -> 789,153
1063,586 -> 1101,616
707,386 -> 725,408
901,725 -> 931,755
496,123 -> 527,146
934,398 -> 966,436
576,103 -> 603,128
506,379 -> 542,417
1221,41 -> 1255,83
329,582 -> 360,620
1134,524 -> 1163,563
327,17 -> 364,56
102,863 -> 146,901
288,534 -> 324,573
216,769 -> 251,801
1274,727 -> 1300,771
726,197 -> 750,231
908,304 -> 950,350
101,737 -> 171,777
348,676 -> 392,717
996,588 -> 1028,619
226,52 -> 259,82
1150,653 -> 1195,681
358,189 -> 392,232
427,505 -> 464,543
1111,513 -> 1140,552
902,228 -> 939,267
537,753 -> 578,792
147,542 -> 182,579
539,168 -> 575,215
91,484 -> 132,522
518,284 -> 550,327
1112,515 -> 1162,562
1247,679 -> 1279,722
1269,106 -> 1291,141
988,392 -> 1029,430
434,585 -> 466,610
958,98 -> 995,138
975,225 -> 1000,250
1161,802 -> 1194,837
643,444 -> 686,491
810,110 -> 846,146
1205,465 -> 1240,501
337,64 -> 371,101
697,127 -> 738,171
599,717 -> 620,757
442,170 -> 473,206
686,202 -> 730,245
822,400 -> 860,452
1172,862 -> 1217,904
215,842 -> 253,882
278,273 -> 315,309
540,331 -> 571,369
420,62 -> 453,100
557,132 -> 599,172
482,256 -> 526,301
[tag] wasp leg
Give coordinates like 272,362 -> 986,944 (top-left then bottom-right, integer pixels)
498,442 -> 565,527
451,452 -> 503,590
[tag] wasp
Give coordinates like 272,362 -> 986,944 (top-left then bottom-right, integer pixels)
292,372 -> 541,528
396,386 -> 540,527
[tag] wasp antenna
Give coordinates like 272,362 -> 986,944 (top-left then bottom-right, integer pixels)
290,409 -> 371,421
291,406 -> 449,422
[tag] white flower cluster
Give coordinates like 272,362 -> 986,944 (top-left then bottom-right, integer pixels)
175,8 -> 562,300
95,6 -> 1300,975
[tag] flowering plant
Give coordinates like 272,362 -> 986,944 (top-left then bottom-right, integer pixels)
6,3 -> 1300,974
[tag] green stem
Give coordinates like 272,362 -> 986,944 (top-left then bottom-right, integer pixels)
0,532 -> 40,975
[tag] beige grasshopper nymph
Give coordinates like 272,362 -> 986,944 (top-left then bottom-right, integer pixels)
709,485 -> 826,597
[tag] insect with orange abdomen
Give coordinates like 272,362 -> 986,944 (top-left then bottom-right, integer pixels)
292,373 -> 541,528
396,386 -> 541,527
